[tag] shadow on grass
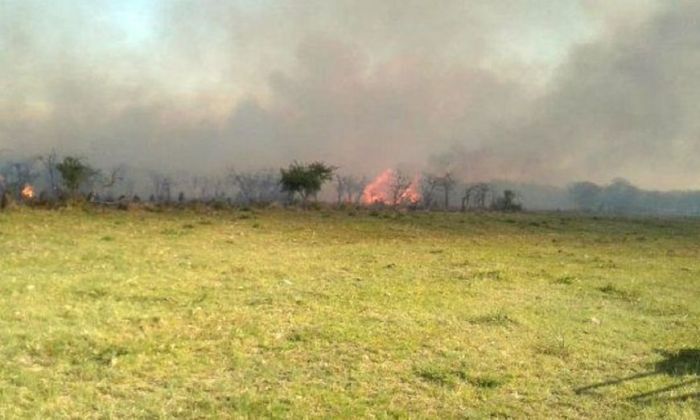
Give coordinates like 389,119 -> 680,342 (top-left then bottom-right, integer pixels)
575,348 -> 699,401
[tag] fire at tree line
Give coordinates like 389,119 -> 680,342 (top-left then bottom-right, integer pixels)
2,153 -> 700,216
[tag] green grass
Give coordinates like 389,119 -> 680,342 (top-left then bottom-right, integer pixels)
0,207 -> 698,418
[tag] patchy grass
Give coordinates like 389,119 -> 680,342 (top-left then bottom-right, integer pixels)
467,310 -> 518,326
0,208 -> 698,418
597,283 -> 641,302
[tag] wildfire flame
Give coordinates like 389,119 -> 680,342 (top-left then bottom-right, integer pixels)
21,184 -> 35,200
401,178 -> 422,204
362,169 -> 421,205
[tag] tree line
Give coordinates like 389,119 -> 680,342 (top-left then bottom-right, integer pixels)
8,152 -> 700,216
10,153 -> 697,216
568,178 -> 700,216
0,154 -> 524,212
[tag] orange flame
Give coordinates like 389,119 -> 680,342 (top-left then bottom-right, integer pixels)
362,169 -> 421,205
401,177 -> 421,204
21,185 -> 35,200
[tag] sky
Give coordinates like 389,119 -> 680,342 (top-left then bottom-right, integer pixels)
2,0 -> 698,189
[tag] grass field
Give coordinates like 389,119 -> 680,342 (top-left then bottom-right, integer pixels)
0,207 -> 698,418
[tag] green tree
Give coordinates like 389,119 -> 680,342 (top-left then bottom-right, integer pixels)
56,156 -> 97,195
280,161 -> 335,205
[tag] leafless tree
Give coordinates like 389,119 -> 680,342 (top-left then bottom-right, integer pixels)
421,172 -> 455,209
462,183 -> 493,211
192,175 -> 212,200
38,151 -> 60,198
212,176 -> 227,200
229,171 -> 253,203
349,176 -> 368,204
435,172 -> 456,209
102,165 -> 125,188
195,175 -> 227,200
150,172 -> 174,202
335,175 -> 349,205
89,165 -> 126,201
421,174 -> 440,209
122,176 -> 136,197
390,170 -> 413,206
228,169 -> 284,205
476,183 -> 494,209
335,174 -> 367,205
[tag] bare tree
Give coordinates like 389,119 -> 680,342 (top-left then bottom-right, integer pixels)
390,170 -> 413,206
102,165 -> 125,188
444,173 -> 456,209
421,174 -> 440,209
122,176 -> 136,198
348,176 -> 368,204
462,183 -> 492,211
476,183 -> 493,209
212,176 -> 227,200
335,174 -> 367,205
192,175 -> 212,200
228,169 -> 284,205
421,172 -> 455,209
38,150 -> 60,198
229,171 -> 254,203
149,172 -> 174,202
435,172 -> 456,209
461,186 -> 472,211
90,165 -> 125,201
335,175 -> 349,205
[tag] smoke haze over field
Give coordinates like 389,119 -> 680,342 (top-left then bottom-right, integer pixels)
1,0 -> 698,189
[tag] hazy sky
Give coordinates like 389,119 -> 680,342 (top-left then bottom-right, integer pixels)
2,0 -> 697,189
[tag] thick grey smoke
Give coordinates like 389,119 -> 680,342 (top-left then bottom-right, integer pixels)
501,0 -> 700,188
1,0 -> 697,189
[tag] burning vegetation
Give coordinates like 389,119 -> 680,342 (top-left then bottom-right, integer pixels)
21,184 -> 35,200
362,169 -> 421,206
9,152 -> 700,216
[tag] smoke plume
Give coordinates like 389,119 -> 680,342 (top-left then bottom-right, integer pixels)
1,0 -> 697,189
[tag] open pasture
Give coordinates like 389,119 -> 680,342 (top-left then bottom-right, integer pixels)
0,208 -> 698,418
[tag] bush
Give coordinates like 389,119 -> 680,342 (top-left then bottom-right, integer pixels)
56,156 -> 98,195
280,161 -> 335,205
